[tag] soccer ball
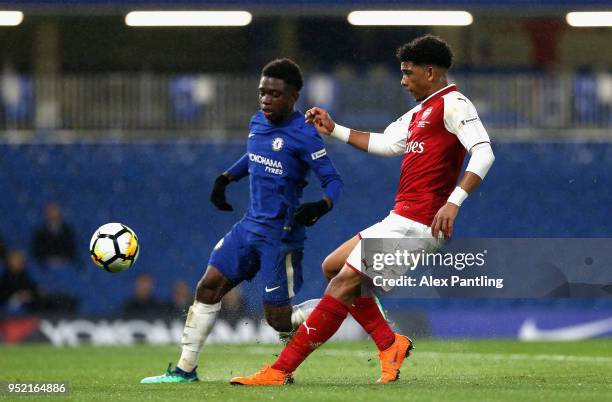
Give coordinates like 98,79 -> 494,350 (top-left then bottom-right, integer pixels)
89,223 -> 140,273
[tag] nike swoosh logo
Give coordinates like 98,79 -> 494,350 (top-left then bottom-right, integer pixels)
518,317 -> 612,341
265,286 -> 281,293
248,133 -> 255,138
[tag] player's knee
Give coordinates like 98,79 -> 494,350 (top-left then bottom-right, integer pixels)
195,278 -> 221,304
195,266 -> 230,304
326,267 -> 361,303
322,254 -> 340,282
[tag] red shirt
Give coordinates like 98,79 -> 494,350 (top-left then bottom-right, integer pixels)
367,84 -> 489,226
394,85 -> 466,225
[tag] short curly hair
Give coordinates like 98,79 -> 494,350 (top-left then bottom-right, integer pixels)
261,58 -> 304,91
396,35 -> 453,70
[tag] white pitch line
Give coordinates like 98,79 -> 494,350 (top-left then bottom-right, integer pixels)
242,346 -> 612,364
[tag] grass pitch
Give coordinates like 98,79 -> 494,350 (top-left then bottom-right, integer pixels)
2,339 -> 612,401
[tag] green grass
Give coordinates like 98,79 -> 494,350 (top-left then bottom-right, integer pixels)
2,340 -> 612,401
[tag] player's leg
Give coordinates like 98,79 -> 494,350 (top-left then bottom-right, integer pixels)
264,299 -> 321,344
230,265 -> 362,385
321,232 -> 391,325
176,266 -> 234,373
258,243 -> 301,330
231,263 -> 411,385
323,234 -> 390,322
347,290 -> 412,383
290,298 -> 320,330
321,235 -> 360,281
263,304 -> 292,332
231,214 -> 418,385
340,233 -> 410,383
250,241 -> 319,343
140,265 -> 234,383
269,236 -> 362,343
310,224 -> 413,383
258,244 -> 312,334
265,236 -> 362,342
141,224 -> 251,384
337,215 -> 426,382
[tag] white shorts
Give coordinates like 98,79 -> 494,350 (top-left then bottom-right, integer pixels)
346,212 -> 440,281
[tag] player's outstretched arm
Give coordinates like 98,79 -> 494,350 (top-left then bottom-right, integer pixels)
305,107 -> 371,152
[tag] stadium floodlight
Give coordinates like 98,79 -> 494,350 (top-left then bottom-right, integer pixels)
566,12 -> 612,27
0,11 -> 23,26
125,11 -> 252,27
347,11 -> 473,26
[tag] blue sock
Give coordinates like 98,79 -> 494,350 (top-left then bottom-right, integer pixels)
174,365 -> 197,377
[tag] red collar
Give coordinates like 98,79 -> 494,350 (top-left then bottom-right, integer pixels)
421,84 -> 457,108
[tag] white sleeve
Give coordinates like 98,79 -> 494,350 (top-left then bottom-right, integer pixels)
466,142 -> 495,179
367,113 -> 412,156
443,95 -> 490,151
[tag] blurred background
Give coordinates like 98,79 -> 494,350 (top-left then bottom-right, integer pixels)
1,0 -> 611,345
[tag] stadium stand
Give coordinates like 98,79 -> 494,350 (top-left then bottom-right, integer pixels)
1,141 -> 610,315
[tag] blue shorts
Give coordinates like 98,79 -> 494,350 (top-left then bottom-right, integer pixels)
208,222 -> 304,307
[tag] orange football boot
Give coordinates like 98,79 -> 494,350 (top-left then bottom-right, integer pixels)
377,334 -> 414,383
230,365 -> 294,386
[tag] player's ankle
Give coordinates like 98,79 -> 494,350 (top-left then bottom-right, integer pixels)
177,358 -> 197,373
271,362 -> 293,373
175,365 -> 197,376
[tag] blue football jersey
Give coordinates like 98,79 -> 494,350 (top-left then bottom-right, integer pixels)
226,110 -> 343,242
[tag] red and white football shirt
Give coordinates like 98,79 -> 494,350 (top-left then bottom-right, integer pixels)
369,84 -> 491,226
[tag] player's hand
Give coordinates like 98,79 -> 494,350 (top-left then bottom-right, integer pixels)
431,202 -> 459,239
210,174 -> 233,211
294,199 -> 331,226
305,107 -> 335,136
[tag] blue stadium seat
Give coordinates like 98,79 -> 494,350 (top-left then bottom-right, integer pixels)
1,142 -> 611,314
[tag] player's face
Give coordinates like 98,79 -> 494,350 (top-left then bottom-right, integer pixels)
400,61 -> 435,102
259,76 -> 298,124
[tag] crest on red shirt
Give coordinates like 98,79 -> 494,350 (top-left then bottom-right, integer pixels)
421,107 -> 433,120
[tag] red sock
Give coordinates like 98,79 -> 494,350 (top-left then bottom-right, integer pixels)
349,297 -> 395,351
273,294 -> 349,373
